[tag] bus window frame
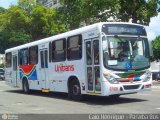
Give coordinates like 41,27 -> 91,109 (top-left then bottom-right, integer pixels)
19,48 -> 29,66
29,45 -> 38,65
52,38 -> 66,62
5,52 -> 12,68
67,34 -> 82,61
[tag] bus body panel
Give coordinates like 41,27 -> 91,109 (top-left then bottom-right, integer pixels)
5,22 -> 152,97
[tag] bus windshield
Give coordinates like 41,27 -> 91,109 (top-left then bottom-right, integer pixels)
103,36 -> 150,70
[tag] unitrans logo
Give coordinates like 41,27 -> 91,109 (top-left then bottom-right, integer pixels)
55,64 -> 74,72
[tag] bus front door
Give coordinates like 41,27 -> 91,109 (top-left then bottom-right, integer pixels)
85,38 -> 101,93
12,55 -> 18,87
39,49 -> 49,90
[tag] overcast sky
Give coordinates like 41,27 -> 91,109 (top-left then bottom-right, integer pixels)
0,0 -> 160,41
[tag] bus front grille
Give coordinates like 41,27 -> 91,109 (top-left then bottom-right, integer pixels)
123,85 -> 140,90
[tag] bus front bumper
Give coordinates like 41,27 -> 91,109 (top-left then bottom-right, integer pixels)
102,81 -> 152,96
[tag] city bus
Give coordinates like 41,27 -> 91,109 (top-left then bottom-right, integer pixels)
5,22 -> 152,100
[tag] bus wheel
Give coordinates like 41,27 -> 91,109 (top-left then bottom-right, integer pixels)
22,79 -> 30,94
70,80 -> 82,101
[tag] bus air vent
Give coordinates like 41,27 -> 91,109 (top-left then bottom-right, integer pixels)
123,85 -> 140,90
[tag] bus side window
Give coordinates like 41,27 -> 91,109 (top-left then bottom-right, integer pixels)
93,40 -> 99,65
19,48 -> 29,65
67,35 -> 82,60
52,38 -> 66,62
29,45 -> 38,65
5,52 -> 12,68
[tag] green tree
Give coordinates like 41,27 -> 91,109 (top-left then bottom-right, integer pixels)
18,0 -> 68,40
18,0 -> 36,12
0,5 -> 31,53
3,6 -> 30,32
59,0 -> 116,29
0,7 -> 6,14
115,0 -> 160,25
0,0 -> 68,53
30,5 -> 67,40
58,0 -> 160,29
152,36 -> 160,60
0,30 -> 31,53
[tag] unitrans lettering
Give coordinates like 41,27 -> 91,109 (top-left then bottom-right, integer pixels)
55,64 -> 74,72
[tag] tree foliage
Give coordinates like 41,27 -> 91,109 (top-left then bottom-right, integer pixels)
30,5 -> 67,40
0,7 -> 6,14
59,0 -> 160,29
58,0 -> 118,29
152,36 -> 160,60
116,0 -> 160,25
0,0 -> 67,53
0,0 -> 160,55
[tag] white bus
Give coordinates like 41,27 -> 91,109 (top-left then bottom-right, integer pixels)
5,22 -> 152,100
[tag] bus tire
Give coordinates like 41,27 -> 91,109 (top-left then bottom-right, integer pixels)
70,79 -> 82,101
22,78 -> 30,94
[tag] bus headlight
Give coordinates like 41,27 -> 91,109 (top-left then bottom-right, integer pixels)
142,71 -> 151,82
103,73 -> 119,84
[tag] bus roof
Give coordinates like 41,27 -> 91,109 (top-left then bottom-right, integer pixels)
5,22 -> 144,53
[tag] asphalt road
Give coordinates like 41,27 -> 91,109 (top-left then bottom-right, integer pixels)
0,81 -> 160,120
